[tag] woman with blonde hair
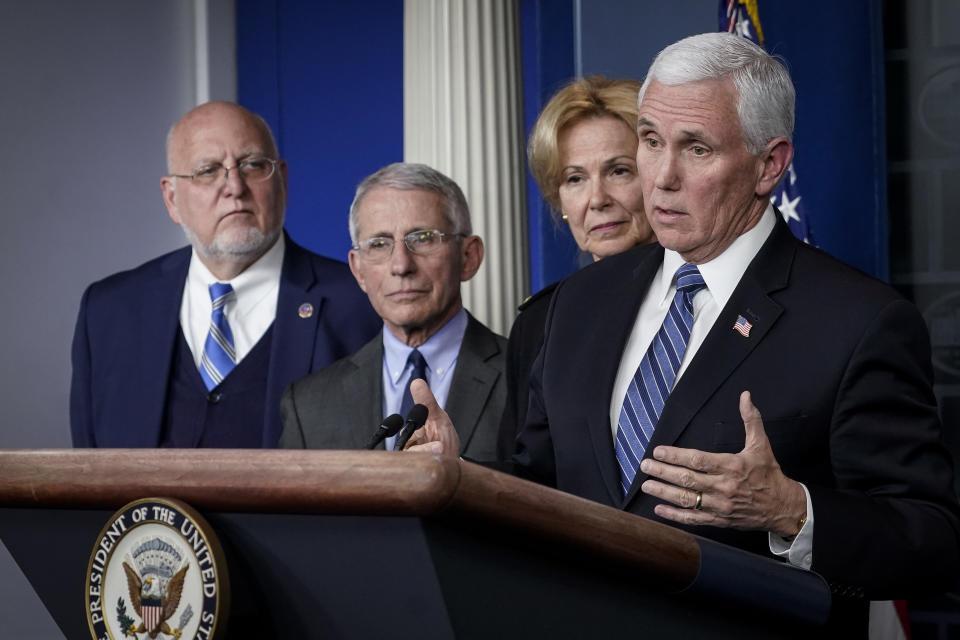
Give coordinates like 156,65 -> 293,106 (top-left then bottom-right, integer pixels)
499,76 -> 656,459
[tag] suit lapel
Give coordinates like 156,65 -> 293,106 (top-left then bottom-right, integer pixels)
584,246 -> 664,506
263,238 -> 325,446
136,249 -> 190,446
349,336 -> 387,449
445,314 -> 501,453
623,218 -> 796,505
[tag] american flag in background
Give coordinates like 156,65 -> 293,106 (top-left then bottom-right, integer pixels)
719,0 -> 812,244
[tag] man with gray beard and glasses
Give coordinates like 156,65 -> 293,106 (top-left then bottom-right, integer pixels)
71,101 -> 379,448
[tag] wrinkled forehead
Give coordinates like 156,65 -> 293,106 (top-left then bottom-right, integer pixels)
639,77 -> 736,114
356,187 -> 450,237
637,78 -> 740,137
169,106 -> 276,168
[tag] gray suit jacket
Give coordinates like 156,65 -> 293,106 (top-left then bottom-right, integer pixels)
279,313 -> 506,461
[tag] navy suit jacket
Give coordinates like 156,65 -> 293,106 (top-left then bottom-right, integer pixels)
70,234 -> 380,448
517,216 -> 960,598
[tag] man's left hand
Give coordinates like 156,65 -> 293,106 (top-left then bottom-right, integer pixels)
639,391 -> 806,538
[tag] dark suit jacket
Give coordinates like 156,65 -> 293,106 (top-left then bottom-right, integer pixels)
497,281 -> 557,461
70,234 -> 381,448
279,313 -> 506,462
516,216 -> 960,599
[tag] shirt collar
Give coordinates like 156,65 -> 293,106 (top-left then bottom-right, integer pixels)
186,235 -> 285,315
383,308 -> 468,383
660,203 -> 776,308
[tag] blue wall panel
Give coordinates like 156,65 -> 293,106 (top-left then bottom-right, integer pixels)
757,0 -> 888,279
579,0 -> 716,80
237,0 -> 404,261
520,0 -> 581,294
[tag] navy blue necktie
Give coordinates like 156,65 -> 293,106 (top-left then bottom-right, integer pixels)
399,349 -> 428,420
614,264 -> 706,496
199,282 -> 237,391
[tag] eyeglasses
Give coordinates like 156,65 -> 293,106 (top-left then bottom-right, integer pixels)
353,229 -> 465,262
169,157 -> 278,186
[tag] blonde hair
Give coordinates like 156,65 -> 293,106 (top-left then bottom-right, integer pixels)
528,76 -> 642,214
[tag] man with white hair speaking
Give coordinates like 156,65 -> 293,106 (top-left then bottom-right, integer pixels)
409,33 -> 960,630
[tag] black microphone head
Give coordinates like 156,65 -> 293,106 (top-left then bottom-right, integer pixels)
394,404 -> 430,452
366,413 -> 406,450
381,413 -> 404,437
405,404 -> 428,428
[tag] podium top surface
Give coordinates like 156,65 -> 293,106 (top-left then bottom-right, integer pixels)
0,449 -> 701,589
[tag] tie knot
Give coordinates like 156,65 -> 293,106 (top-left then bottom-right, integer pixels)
209,282 -> 234,306
675,264 -> 705,295
407,348 -> 428,379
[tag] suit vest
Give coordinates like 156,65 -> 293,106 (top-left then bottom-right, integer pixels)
159,325 -> 274,447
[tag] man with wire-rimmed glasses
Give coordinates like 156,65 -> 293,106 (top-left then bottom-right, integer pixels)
70,101 -> 380,449
279,162 -> 505,461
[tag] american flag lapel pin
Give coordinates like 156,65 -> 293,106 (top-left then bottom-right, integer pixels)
733,314 -> 753,337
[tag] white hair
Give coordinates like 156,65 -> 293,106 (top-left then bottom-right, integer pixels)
348,163 -> 472,245
638,32 -> 795,154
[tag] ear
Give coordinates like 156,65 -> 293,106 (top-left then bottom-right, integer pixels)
755,137 -> 793,198
459,235 -> 484,282
160,176 -> 181,224
348,249 -> 368,292
278,159 -> 289,196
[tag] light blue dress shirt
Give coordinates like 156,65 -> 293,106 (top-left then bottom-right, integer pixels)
382,308 -> 468,450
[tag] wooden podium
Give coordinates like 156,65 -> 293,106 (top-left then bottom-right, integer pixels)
0,450 -> 830,638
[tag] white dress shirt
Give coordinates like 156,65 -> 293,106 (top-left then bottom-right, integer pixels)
607,204 -> 813,568
179,236 -> 284,369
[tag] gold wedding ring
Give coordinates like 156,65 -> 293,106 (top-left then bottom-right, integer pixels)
694,491 -> 703,510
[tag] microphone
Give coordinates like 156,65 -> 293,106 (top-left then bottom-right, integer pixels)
365,413 -> 404,450
393,404 -> 428,451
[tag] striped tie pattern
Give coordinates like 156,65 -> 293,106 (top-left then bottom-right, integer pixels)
615,264 -> 706,496
199,282 -> 237,391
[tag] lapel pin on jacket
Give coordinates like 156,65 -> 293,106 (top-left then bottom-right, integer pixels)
298,302 -> 314,319
733,314 -> 753,337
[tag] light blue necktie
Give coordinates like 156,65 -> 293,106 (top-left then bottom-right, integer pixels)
615,264 -> 706,496
199,282 -> 237,391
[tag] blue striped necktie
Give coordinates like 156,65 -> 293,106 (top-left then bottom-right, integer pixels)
199,282 -> 237,391
615,263 -> 706,497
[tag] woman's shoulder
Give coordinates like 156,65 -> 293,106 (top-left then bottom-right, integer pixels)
517,280 -> 560,313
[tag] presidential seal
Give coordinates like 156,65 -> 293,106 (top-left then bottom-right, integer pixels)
85,498 -> 229,640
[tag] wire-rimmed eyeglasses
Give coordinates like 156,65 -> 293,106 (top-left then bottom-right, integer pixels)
168,157 -> 278,186
353,229 -> 465,262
